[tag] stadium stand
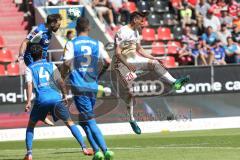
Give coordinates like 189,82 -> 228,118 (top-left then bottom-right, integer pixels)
0,49 -> 15,63
167,41 -> 181,54
162,56 -> 176,68
0,36 -> 5,48
0,64 -> 5,76
142,27 -> 156,41
1,0 -> 240,73
123,1 -> 137,13
151,41 -> 166,55
7,63 -> 20,76
0,0 -> 28,62
157,27 -> 173,41
137,0 -> 149,12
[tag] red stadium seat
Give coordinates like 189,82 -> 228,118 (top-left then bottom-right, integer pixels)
0,49 -> 15,62
152,42 -> 165,55
142,28 -> 156,41
171,0 -> 181,7
188,0 -> 198,6
157,27 -> 172,41
7,63 -> 20,76
0,64 -> 6,76
0,36 -> 5,48
162,56 -> 176,68
123,2 -> 137,13
167,41 -> 181,54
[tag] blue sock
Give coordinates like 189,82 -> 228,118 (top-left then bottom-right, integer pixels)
87,119 -> 108,153
26,127 -> 34,154
69,124 -> 86,149
80,122 -> 99,152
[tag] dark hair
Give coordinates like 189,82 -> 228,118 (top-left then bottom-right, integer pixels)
75,17 -> 90,33
130,11 -> 148,22
66,30 -> 73,37
30,44 -> 43,61
47,14 -> 62,24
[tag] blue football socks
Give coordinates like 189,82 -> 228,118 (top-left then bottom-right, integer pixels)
80,122 -> 99,152
69,124 -> 86,149
26,127 -> 34,153
87,119 -> 107,153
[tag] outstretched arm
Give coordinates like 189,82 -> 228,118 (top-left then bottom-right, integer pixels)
19,39 -> 29,59
53,64 -> 68,103
136,43 -> 162,61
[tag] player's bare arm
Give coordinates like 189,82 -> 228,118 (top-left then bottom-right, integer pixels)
19,39 -> 29,59
58,78 -> 69,104
54,66 -> 68,104
98,56 -> 111,79
25,81 -> 32,112
136,43 -> 156,60
136,43 -> 164,63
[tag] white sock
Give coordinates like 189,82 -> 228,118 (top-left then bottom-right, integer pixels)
129,105 -> 135,121
162,72 -> 176,83
127,99 -> 135,121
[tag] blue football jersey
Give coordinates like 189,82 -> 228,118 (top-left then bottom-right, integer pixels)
25,24 -> 52,60
28,59 -> 61,104
68,36 -> 100,93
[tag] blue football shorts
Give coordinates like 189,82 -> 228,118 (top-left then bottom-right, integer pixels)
30,100 -> 71,123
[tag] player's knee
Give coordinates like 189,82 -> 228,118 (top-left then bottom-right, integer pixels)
65,119 -> 75,127
27,120 -> 36,128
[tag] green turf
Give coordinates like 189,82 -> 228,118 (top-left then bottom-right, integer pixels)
1,128 -> 240,160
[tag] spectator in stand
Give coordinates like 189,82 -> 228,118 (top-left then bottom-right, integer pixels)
227,0 -> 239,18
180,2 -> 196,27
171,0 -> 192,13
195,0 -> 211,30
224,36 -> 240,63
92,0 -> 116,28
178,26 -> 198,65
202,26 -> 218,46
231,24 -> 240,43
203,9 -> 221,32
210,40 -> 226,65
232,12 -> 240,30
108,0 -> 131,25
217,23 -> 232,45
200,26 -> 218,65
199,40 -> 215,65
220,9 -> 233,28
209,0 -> 224,17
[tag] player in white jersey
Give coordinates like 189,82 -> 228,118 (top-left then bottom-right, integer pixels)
114,11 -> 189,134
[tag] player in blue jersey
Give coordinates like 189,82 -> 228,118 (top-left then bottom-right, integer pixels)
63,17 -> 114,160
19,14 -> 62,126
23,44 -> 93,160
19,14 -> 62,66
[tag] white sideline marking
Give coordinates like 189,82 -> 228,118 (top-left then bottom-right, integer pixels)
1,117 -> 240,141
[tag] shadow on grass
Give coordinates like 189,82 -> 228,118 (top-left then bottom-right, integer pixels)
1,159 -> 22,160
51,151 -> 80,154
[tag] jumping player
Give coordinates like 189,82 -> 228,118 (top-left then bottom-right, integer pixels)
23,44 -> 92,160
19,14 -> 62,126
114,11 -> 190,134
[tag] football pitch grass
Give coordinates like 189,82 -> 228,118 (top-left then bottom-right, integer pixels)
1,128 -> 240,160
